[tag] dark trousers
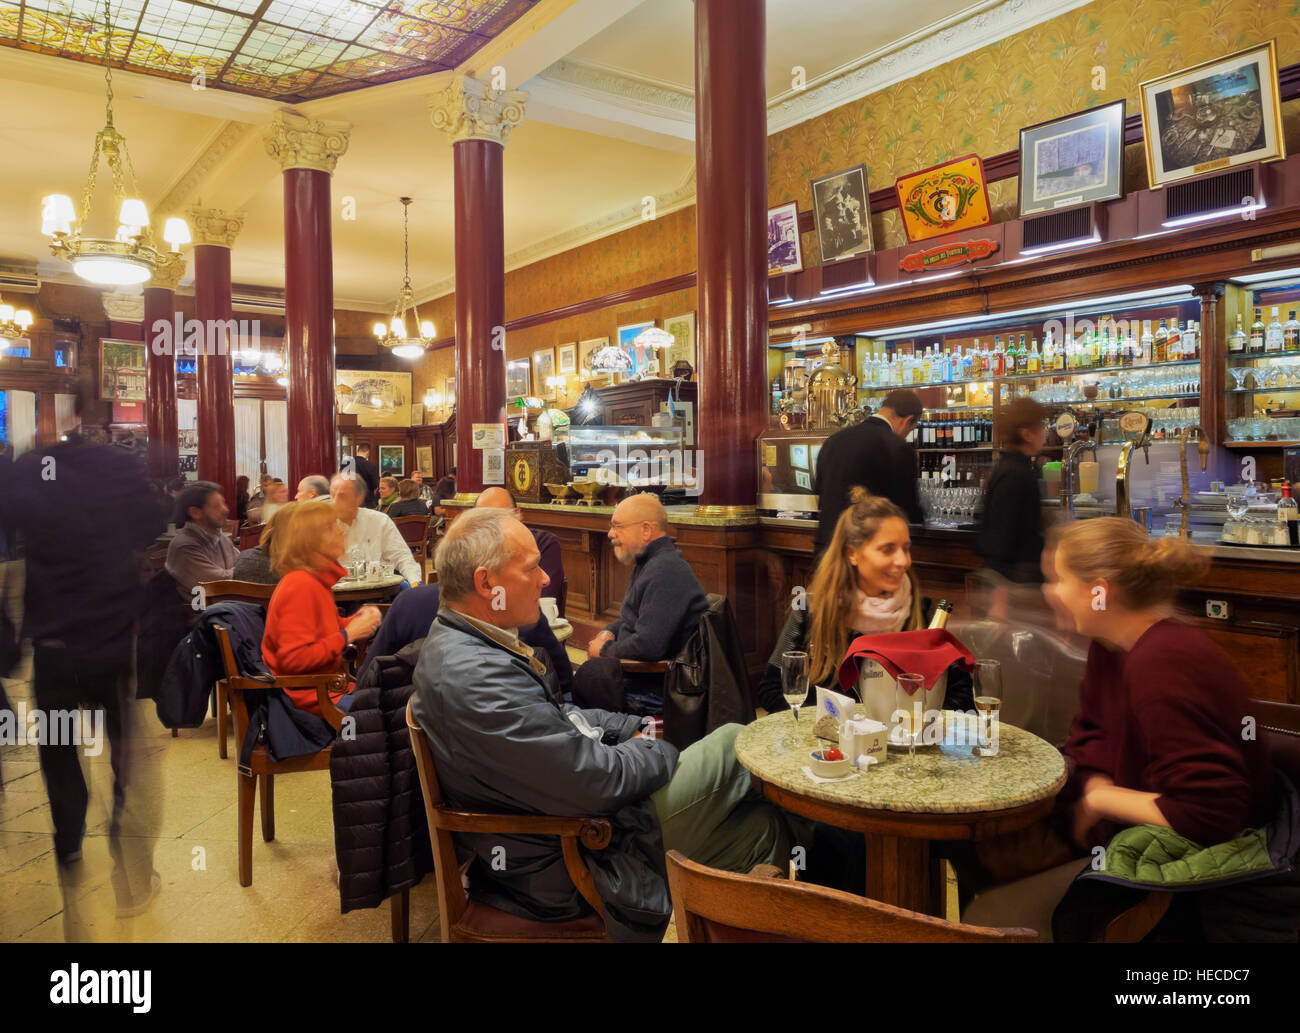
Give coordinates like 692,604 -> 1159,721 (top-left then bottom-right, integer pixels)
570,656 -> 664,716
32,643 -> 131,862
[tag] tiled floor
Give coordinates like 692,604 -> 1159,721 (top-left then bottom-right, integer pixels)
0,642 -> 679,943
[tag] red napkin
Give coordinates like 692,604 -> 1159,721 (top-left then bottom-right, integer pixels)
836,628 -> 975,694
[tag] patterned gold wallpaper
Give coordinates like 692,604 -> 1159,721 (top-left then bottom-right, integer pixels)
414,0 -> 1300,397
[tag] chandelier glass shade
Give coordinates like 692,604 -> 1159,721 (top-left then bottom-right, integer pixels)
41,3 -> 190,287
375,197 -> 435,361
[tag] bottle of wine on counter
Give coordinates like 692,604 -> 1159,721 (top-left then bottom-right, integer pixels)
1277,482 -> 1297,548
928,600 -> 953,630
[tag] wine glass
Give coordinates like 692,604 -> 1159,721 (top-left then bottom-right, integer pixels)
781,651 -> 809,747
973,659 -> 1003,757
896,673 -> 925,774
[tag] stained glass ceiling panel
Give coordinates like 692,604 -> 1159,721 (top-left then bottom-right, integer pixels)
0,0 -> 539,101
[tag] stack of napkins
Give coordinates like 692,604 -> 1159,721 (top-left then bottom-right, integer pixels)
840,717 -> 888,769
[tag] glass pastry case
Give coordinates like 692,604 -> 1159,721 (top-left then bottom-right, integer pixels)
565,424 -> 691,490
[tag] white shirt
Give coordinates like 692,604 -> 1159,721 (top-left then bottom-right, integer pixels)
341,507 -> 422,584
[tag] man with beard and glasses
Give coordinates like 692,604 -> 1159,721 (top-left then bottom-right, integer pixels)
570,493 -> 706,716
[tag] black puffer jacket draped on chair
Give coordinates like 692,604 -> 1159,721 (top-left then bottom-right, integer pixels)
330,640 -> 433,913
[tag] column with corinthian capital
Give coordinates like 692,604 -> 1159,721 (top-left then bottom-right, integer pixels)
189,207 -> 245,505
431,76 -> 526,495
143,254 -> 185,481
265,111 -> 351,489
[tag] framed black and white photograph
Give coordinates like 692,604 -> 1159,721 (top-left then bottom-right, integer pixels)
505,358 -> 530,400
767,201 -> 803,275
810,164 -> 873,264
1139,40 -> 1285,188
1019,100 -> 1126,216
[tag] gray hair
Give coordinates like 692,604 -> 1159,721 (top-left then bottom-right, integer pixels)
300,475 -> 330,498
330,471 -> 366,497
434,507 -> 515,602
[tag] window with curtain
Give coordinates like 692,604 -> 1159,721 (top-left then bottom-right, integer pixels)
234,398 -> 262,482
264,400 -> 288,482
6,390 -> 36,457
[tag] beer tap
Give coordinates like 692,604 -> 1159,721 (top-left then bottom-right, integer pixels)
1173,424 -> 1210,538
1064,438 -> 1098,519
1115,412 -> 1153,521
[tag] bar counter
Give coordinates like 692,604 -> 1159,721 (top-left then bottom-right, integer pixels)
443,499 -> 1300,704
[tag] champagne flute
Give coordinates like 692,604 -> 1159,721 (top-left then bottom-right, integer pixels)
896,673 -> 924,774
973,659 -> 1003,757
781,651 -> 809,747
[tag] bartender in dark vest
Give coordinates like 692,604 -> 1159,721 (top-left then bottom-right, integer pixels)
813,388 -> 923,554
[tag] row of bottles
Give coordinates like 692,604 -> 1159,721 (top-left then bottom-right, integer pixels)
918,452 -> 990,483
916,409 -> 993,448
861,318 -> 1201,388
1229,308 -> 1300,354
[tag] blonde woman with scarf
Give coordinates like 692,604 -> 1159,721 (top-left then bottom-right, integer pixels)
757,487 -> 973,714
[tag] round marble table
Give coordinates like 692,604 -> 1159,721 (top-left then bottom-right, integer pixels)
735,711 -> 1067,915
331,572 -> 405,606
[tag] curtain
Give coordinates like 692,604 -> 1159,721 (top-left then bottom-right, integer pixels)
234,397 -> 262,482
7,390 -> 35,457
264,400 -> 288,482
177,397 -> 197,434
55,393 -> 77,438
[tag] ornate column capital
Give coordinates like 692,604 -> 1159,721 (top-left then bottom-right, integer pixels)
101,289 -> 144,323
188,207 -> 246,249
430,75 -> 528,146
265,110 -> 352,174
150,252 -> 187,290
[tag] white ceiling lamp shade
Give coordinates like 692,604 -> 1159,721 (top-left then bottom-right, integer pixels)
39,2 -> 189,287
374,197 -> 436,361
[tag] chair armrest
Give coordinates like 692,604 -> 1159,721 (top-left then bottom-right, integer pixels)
620,660 -> 669,674
435,810 -> 612,850
747,863 -> 788,880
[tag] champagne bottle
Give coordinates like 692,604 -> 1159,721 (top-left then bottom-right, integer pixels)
928,600 -> 953,630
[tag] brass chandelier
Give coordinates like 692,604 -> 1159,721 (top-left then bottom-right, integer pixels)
373,197 -> 435,361
41,1 -> 189,286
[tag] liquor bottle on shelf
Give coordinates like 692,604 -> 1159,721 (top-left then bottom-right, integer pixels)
1140,320 -> 1154,364
1121,329 -> 1136,367
991,335 -> 1004,376
1017,333 -> 1029,373
1154,319 -> 1168,363
1285,311 -> 1300,351
1028,337 -> 1041,374
965,343 -> 977,379
1185,320 -> 1199,359
1266,307 -> 1284,353
1229,313 -> 1248,353
1250,308 -> 1266,353
1167,320 -> 1182,360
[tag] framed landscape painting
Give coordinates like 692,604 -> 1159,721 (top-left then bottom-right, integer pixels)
100,338 -> 146,401
1019,100 -> 1126,216
1139,41 -> 1285,188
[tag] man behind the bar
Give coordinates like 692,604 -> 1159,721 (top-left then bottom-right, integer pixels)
410,507 -> 799,941
813,387 -> 923,554
572,492 -> 706,715
351,443 -> 381,509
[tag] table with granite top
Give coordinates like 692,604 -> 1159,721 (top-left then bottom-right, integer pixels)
735,710 -> 1068,915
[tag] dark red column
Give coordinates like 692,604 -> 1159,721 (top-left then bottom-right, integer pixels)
695,0 -> 768,513
283,167 -> 337,488
143,283 -> 179,481
452,140 -> 506,495
194,243 -> 237,504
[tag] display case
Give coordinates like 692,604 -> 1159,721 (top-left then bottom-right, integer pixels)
565,424 -> 691,490
1223,272 -> 1300,448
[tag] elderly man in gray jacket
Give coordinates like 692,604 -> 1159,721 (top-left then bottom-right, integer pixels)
411,507 -> 799,942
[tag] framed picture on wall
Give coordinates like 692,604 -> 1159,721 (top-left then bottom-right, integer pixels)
505,358 -> 530,400
558,343 -> 577,375
579,337 -> 611,385
417,445 -> 434,477
411,403 -> 425,425
335,370 -> 412,427
617,321 -> 655,375
810,164 -> 873,263
1139,41 -> 1285,189
663,312 -> 695,373
378,444 -> 405,477
532,348 -> 555,394
1018,100 -> 1126,216
895,154 -> 992,242
767,201 -> 803,275
444,377 -> 456,406
99,338 -> 147,401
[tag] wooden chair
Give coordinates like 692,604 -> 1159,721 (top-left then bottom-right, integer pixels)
1092,697 -> 1300,942
665,851 -> 1038,943
237,522 -> 264,551
213,623 -> 413,943
405,701 -> 613,942
392,515 -> 432,570
198,579 -> 276,760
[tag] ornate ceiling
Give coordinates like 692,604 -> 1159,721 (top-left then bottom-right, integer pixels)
0,0 -> 538,101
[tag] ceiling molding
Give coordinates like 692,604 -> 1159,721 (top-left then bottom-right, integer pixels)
766,0 -> 1096,132
540,58 -> 694,117
416,165 -> 697,305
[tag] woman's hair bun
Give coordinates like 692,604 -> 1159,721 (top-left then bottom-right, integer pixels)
848,485 -> 873,504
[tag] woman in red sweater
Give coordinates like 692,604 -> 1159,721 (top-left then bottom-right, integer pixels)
262,502 -> 382,715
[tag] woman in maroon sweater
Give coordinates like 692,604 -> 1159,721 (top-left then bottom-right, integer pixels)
1048,517 -> 1275,848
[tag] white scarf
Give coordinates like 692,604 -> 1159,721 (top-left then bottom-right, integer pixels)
850,575 -> 913,635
